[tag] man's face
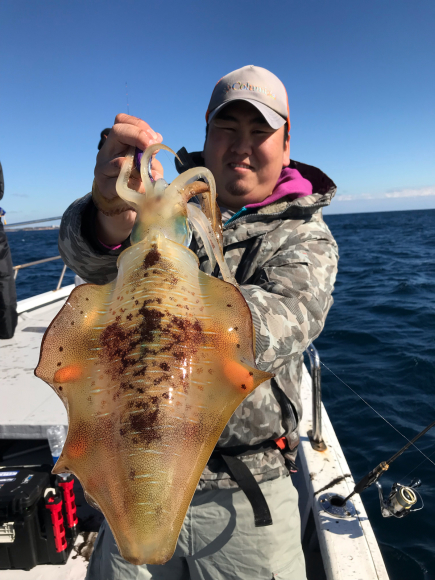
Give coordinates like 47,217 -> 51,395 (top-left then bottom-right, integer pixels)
202,101 -> 290,210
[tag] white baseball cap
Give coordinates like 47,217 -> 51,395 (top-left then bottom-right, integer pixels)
206,65 -> 290,133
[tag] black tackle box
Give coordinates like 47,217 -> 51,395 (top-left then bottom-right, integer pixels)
0,466 -> 76,570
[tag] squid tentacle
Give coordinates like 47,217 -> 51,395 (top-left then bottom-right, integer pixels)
115,147 -> 143,210
139,143 -> 181,196
170,167 -> 223,255
187,204 -> 237,287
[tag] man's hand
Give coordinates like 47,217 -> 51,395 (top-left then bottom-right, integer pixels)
94,114 -> 164,246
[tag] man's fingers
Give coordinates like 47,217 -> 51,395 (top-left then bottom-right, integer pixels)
130,166 -> 141,180
114,113 -> 153,133
95,174 -> 145,201
99,115 -> 164,164
95,114 -> 165,201
100,154 -> 163,180
127,176 -> 146,193
103,125 -> 159,158
96,156 -> 129,179
113,114 -> 162,146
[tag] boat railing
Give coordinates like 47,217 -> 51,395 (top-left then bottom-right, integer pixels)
13,256 -> 67,291
306,343 -> 326,451
6,216 -> 68,292
4,216 -> 62,229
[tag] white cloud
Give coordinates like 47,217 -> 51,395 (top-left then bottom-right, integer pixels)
335,193 -> 375,201
335,185 -> 435,202
385,186 -> 435,198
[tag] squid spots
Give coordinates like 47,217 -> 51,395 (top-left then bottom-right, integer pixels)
120,382 -> 134,392
143,247 -> 161,269
223,360 -> 255,392
130,408 -> 160,445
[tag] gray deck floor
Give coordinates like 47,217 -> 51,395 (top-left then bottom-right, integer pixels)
0,287 -> 96,578
0,296 -> 69,440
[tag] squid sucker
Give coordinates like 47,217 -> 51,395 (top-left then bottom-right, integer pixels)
35,145 -> 273,565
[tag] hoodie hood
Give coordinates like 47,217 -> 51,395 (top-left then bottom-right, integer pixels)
245,166 -> 312,209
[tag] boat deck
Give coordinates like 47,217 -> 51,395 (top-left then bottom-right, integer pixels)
0,284 -> 390,579
0,287 -> 72,439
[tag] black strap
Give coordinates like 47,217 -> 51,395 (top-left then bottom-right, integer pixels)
219,454 -> 273,527
212,440 -> 277,458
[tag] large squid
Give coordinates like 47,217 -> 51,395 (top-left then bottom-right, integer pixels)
35,145 -> 273,565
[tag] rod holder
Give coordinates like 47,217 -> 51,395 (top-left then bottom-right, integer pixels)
306,344 -> 326,451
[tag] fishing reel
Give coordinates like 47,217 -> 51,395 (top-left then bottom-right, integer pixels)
375,478 -> 423,518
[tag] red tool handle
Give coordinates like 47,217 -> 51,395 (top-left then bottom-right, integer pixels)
45,493 -> 67,553
58,475 -> 78,528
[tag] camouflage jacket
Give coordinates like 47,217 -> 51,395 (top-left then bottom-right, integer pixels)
58,153 -> 338,490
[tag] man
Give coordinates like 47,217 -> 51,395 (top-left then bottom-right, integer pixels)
59,65 -> 338,579
0,161 -> 18,339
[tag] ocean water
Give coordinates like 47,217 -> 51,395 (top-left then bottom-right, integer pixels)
318,209 -> 435,579
7,228 -> 75,300
6,208 -> 435,579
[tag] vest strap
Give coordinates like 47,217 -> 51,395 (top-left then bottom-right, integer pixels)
218,453 -> 273,527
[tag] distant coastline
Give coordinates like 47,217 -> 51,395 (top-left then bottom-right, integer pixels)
6,226 -> 60,232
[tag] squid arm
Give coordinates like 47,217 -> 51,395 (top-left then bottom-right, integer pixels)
187,203 -> 237,286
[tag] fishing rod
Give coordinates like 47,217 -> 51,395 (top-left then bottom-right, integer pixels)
336,420 -> 435,516
317,357 -> 434,518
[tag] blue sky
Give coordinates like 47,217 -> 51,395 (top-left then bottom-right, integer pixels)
0,0 -> 434,224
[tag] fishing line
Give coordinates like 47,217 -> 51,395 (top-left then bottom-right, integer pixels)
319,360 -> 435,468
399,448 -> 435,481
160,148 -> 181,182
